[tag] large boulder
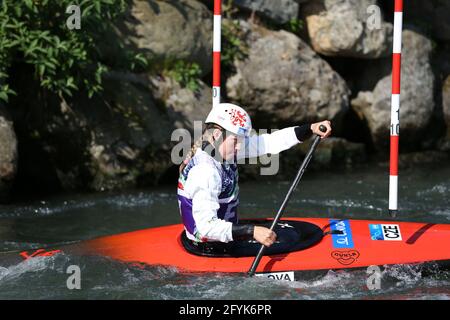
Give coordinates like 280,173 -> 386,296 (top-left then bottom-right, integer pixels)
298,137 -> 367,168
0,105 -> 17,200
434,44 -> 450,83
406,0 -> 450,42
13,72 -> 211,192
302,0 -> 393,58
444,76 -> 450,126
116,0 -> 213,76
149,75 -> 211,131
226,20 -> 349,131
82,74 -> 211,191
441,76 -> 450,151
351,30 -> 435,150
239,136 -> 367,179
232,0 -> 299,25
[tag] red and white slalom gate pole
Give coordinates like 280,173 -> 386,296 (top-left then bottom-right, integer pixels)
213,0 -> 221,108
389,0 -> 403,218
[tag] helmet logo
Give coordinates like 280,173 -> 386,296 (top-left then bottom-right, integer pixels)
227,108 -> 247,128
237,127 -> 247,135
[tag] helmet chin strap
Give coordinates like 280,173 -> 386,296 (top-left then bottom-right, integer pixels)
202,128 -> 226,160
201,140 -> 216,158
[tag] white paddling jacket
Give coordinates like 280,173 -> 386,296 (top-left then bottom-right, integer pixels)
177,126 -> 309,243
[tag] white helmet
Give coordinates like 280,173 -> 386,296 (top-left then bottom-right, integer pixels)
205,103 -> 252,137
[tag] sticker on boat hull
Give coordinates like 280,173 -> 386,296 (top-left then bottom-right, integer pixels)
330,220 -> 354,248
331,250 -> 360,265
255,271 -> 295,281
369,224 -> 402,241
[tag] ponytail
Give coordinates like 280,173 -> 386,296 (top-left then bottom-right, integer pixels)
179,123 -> 224,173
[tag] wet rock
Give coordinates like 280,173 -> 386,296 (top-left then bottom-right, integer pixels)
376,150 -> 450,170
0,105 -> 17,200
81,77 -> 174,191
232,0 -> 299,25
441,76 -> 450,151
83,73 -> 211,191
149,75 -> 211,131
437,44 -> 450,79
117,0 -> 213,76
302,0 -> 393,58
406,0 -> 450,42
239,137 -> 366,180
351,30 -> 435,150
298,137 -> 367,168
14,71 -> 211,192
226,21 -> 349,132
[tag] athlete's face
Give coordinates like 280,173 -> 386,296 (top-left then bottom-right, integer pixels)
214,130 -> 243,161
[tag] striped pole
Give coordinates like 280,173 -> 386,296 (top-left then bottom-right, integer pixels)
213,0 -> 221,108
389,0 -> 403,218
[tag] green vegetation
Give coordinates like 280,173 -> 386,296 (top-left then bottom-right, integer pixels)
263,17 -> 305,34
166,61 -> 202,92
283,18 -> 304,34
222,0 -> 239,19
0,0 -> 143,102
222,20 -> 249,69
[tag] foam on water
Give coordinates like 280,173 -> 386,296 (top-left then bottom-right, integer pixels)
433,210 -> 450,220
417,182 -> 450,197
0,253 -> 182,299
0,254 -> 61,284
0,241 -> 50,252
0,200 -> 97,218
0,191 -> 169,219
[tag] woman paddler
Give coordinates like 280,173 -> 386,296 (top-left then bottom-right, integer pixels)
177,103 -> 331,252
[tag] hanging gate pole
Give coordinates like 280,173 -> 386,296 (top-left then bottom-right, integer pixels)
389,0 -> 403,218
213,0 -> 221,108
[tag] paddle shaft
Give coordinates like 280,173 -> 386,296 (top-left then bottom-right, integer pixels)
247,125 -> 326,276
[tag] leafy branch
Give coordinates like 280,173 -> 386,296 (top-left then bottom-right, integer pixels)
0,0 -> 141,102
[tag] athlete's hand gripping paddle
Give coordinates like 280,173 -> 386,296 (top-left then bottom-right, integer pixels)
247,125 -> 327,277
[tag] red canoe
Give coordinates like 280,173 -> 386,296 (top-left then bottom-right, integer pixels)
7,217 -> 450,280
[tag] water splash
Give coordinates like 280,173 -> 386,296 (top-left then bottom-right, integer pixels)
0,191 -> 167,219
417,183 -> 450,197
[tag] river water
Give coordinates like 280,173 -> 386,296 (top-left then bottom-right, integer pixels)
0,162 -> 449,300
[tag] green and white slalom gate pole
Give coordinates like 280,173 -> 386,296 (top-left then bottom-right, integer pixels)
248,126 -> 326,277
